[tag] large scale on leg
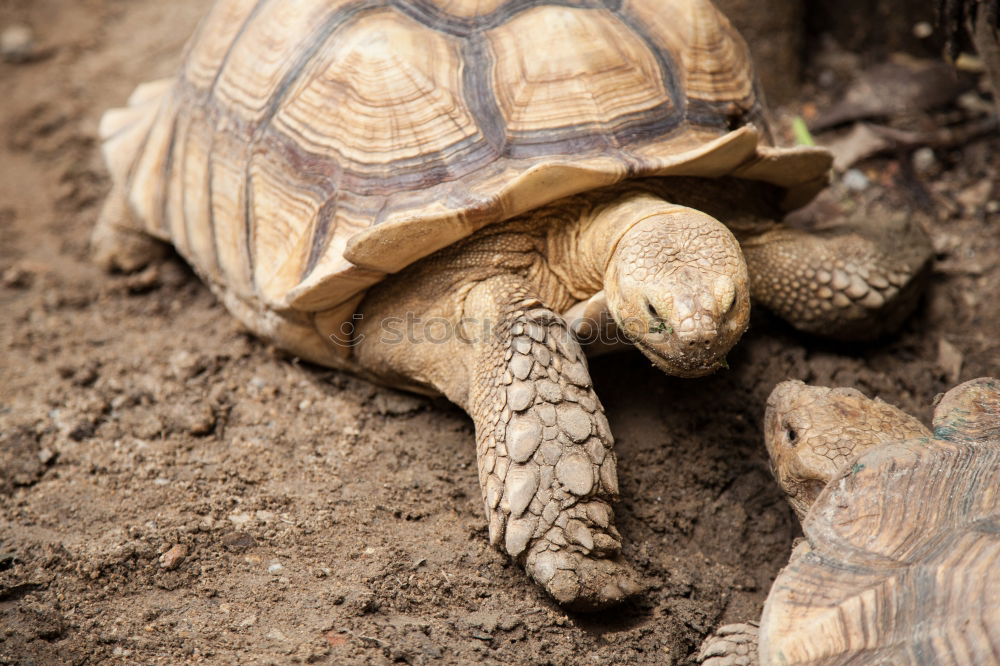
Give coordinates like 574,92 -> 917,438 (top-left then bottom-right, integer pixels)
92,0 -> 932,609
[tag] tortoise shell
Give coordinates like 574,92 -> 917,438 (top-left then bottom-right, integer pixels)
100,0 -> 831,362
759,377 -> 1000,664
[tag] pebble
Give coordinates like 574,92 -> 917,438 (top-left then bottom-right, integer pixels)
1,24 -> 34,63
912,21 -> 933,39
158,543 -> 188,570
220,532 -> 256,551
912,147 -> 937,175
267,562 -> 284,574
842,169 -> 869,192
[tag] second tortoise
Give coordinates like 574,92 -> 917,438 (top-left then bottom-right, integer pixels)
700,377 -> 1000,664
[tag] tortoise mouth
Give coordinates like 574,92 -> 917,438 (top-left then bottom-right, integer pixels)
631,336 -> 723,378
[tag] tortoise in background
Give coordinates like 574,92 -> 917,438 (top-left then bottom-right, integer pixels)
700,377 -> 1000,663
92,0 -> 931,609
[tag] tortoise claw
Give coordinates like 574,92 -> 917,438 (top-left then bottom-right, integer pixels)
697,622 -> 760,666
525,545 -> 644,611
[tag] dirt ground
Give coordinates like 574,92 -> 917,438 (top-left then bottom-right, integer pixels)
1,1 -> 998,664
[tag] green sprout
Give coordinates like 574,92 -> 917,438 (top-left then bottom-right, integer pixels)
850,462 -> 865,475
718,357 -> 729,370
791,116 -> 815,146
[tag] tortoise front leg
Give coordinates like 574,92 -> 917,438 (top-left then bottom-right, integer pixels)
464,278 -> 641,610
355,275 -> 641,610
740,220 -> 932,340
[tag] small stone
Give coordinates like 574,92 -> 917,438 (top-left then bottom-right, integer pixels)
266,628 -> 288,642
505,465 -> 539,517
267,562 -> 284,574
220,532 -> 256,551
158,544 -> 188,570
912,147 -> 937,174
1,24 -> 35,63
507,414 -> 542,463
554,452 -> 594,496
842,169 -> 869,192
913,21 -> 933,38
229,512 -> 252,526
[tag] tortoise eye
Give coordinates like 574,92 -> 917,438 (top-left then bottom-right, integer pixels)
784,423 -> 798,447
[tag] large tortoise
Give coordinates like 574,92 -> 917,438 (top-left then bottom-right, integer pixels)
700,377 -> 1000,664
92,0 -> 932,609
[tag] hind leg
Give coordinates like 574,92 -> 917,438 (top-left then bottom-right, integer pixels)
740,219 -> 932,340
91,186 -> 164,272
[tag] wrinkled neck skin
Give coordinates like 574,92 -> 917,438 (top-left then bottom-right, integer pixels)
547,187 -> 751,377
764,380 -> 932,520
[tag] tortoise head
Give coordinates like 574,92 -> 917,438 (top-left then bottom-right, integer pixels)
604,203 -> 750,378
764,380 -> 931,520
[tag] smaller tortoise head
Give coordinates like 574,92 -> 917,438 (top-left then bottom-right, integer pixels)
604,204 -> 750,378
764,380 -> 931,519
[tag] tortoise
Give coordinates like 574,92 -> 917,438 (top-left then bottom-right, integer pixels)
699,377 -> 1000,664
91,0 -> 933,610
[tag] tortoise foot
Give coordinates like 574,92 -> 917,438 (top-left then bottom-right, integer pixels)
91,187 -> 164,272
697,623 -> 760,666
525,541 -> 643,611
